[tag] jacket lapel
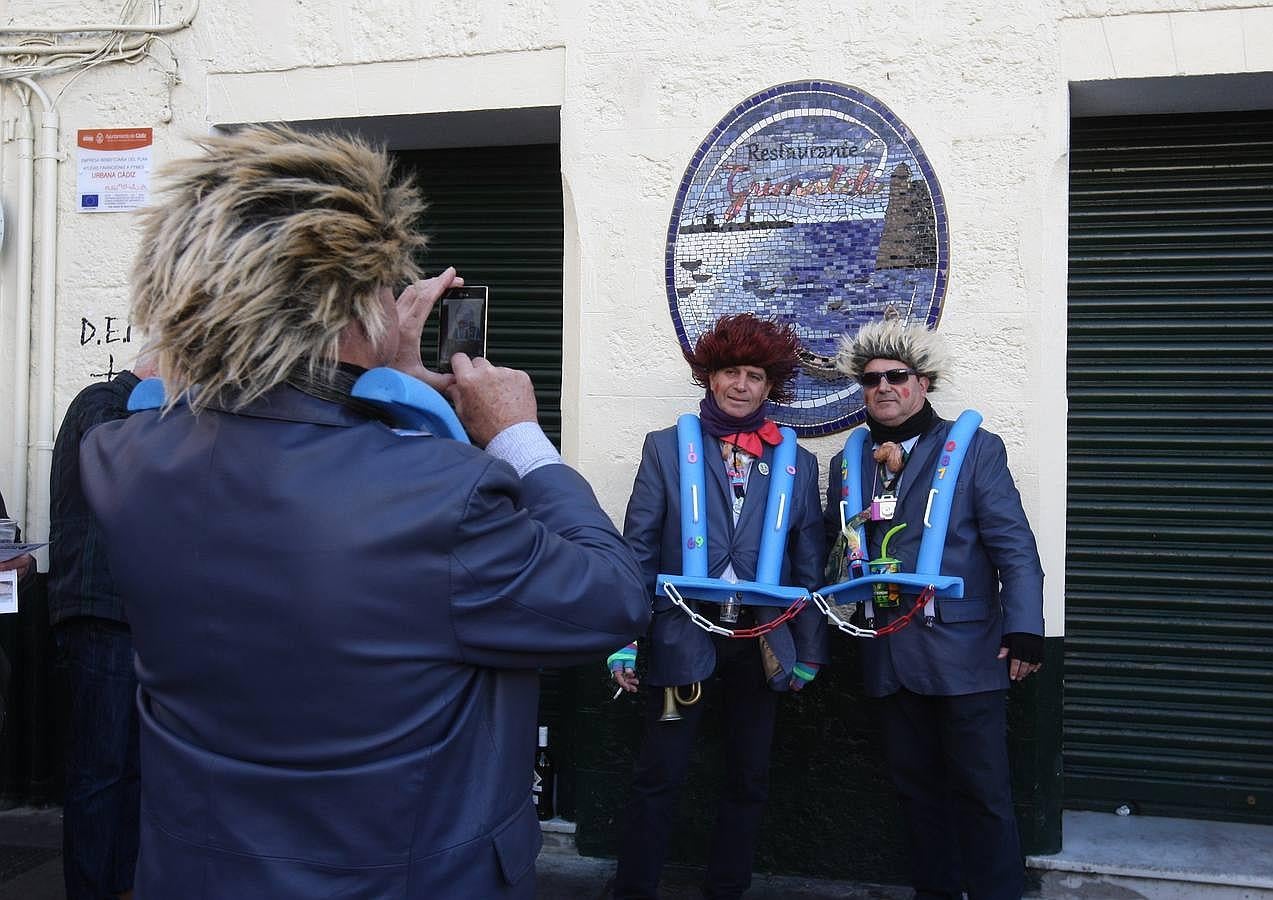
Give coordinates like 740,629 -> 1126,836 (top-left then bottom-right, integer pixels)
705,436 -> 733,530
896,418 -> 947,508
855,432 -> 874,515
734,441 -> 773,536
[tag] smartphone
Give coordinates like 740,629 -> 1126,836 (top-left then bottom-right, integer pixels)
437,286 -> 489,373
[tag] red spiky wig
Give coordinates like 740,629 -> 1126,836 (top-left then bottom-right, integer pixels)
684,314 -> 801,404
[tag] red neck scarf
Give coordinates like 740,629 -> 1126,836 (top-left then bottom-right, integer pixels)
719,420 -> 782,457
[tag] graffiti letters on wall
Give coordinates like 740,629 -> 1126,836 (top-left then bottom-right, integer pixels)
666,81 -> 949,435
79,315 -> 133,379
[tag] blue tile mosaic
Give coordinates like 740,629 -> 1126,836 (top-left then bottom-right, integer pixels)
665,81 -> 950,435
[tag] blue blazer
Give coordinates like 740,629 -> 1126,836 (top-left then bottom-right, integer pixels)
624,424 -> 828,688
825,415 -> 1044,698
80,385 -> 650,899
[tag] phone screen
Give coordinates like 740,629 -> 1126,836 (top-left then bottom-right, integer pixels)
437,286 -> 489,373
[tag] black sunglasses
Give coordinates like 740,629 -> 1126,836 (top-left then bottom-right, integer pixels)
859,368 -> 918,388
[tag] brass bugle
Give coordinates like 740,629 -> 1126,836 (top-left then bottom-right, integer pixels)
658,682 -> 703,723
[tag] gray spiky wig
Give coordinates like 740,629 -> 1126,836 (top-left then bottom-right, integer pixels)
130,125 -> 428,411
835,319 -> 951,390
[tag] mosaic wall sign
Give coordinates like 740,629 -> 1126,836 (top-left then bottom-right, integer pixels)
665,81 -> 949,435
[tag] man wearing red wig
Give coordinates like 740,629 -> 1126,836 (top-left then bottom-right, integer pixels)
610,314 -> 828,900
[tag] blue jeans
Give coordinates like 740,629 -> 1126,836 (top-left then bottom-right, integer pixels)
55,618 -> 140,900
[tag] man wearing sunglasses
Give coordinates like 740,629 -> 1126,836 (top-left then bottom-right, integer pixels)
824,318 -> 1044,900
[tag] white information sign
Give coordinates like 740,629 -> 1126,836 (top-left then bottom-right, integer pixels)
76,128 -> 153,213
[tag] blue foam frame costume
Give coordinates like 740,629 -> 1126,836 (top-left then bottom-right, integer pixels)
813,410 -> 982,635
655,414 -> 808,637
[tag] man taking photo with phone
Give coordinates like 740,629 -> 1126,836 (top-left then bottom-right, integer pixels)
78,125 -> 650,900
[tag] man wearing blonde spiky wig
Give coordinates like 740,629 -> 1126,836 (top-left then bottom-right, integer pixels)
78,126 -> 649,900
826,317 -> 1044,900
609,314 -> 827,900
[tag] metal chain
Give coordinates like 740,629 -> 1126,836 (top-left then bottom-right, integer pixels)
662,582 -> 808,639
811,592 -> 879,638
812,586 -> 936,638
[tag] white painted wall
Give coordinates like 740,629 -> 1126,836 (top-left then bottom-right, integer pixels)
1,0 -> 1269,637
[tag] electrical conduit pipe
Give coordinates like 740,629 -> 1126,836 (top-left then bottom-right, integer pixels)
7,87 -> 36,532
17,76 -> 58,566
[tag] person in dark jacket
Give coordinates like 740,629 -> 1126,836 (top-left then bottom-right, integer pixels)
79,125 -> 650,900
0,492 -> 35,735
825,318 -> 1044,900
610,315 -> 827,900
48,357 -> 156,900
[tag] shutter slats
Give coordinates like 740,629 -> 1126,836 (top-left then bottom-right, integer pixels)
1065,111 -> 1273,824
393,144 -> 564,445
392,145 -> 571,816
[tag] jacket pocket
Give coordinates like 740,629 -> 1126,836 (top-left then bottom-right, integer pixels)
492,802 -> 541,886
937,597 -> 989,624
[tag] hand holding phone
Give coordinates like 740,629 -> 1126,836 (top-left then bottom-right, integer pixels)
390,268 -> 462,391
437,286 -> 489,373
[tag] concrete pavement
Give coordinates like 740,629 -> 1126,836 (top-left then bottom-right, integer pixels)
0,807 -> 909,899
4,806 -> 1272,898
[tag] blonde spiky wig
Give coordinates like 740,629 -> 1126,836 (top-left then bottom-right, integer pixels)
131,125 -> 428,411
835,318 -> 951,390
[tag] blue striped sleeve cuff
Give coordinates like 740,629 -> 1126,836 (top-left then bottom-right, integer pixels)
607,642 -> 638,671
791,662 -> 820,683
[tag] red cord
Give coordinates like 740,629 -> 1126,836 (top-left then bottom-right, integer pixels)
872,586 -> 935,636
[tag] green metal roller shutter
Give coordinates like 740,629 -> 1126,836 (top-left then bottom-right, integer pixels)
1065,111 -> 1273,823
393,144 -> 577,817
394,144 -> 565,443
